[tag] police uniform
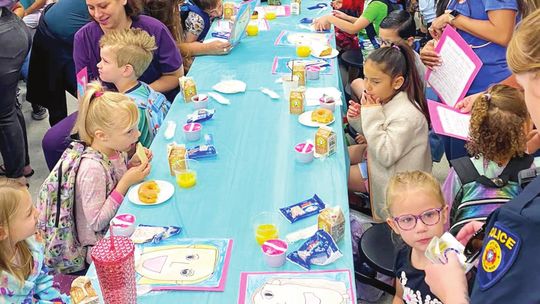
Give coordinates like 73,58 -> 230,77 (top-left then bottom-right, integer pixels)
470,176 -> 540,303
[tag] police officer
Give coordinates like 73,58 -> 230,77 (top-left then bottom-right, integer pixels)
424,9 -> 540,303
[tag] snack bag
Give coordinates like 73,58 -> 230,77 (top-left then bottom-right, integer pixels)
167,143 -> 187,176
280,194 -> 326,223
287,230 -> 342,270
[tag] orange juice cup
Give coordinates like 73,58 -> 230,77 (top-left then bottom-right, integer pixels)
174,159 -> 198,189
265,7 -> 277,20
296,44 -> 311,57
246,24 -> 259,36
253,212 -> 280,245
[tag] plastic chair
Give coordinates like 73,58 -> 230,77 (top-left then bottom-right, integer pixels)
355,223 -> 397,295
340,49 -> 364,82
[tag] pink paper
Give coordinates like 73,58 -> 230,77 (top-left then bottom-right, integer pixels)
76,67 -> 88,100
425,26 -> 483,107
428,99 -> 471,140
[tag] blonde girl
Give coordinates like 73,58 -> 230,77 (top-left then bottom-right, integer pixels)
73,81 -> 151,263
386,171 -> 447,304
0,179 -> 69,303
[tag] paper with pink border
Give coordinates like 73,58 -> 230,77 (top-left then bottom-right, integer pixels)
238,269 -> 354,304
271,57 -> 334,75
428,99 -> 471,141
425,26 -> 482,107
138,239 -> 233,292
274,30 -> 333,46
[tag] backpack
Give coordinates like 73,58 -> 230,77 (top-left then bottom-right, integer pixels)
449,155 -> 534,235
36,141 -> 113,274
470,175 -> 540,303
126,82 -> 171,147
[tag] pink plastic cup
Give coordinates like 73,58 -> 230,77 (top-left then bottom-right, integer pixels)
91,236 -> 136,304
261,239 -> 288,267
294,142 -> 314,163
183,122 -> 202,142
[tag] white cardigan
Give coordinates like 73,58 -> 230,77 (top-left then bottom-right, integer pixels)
349,92 -> 432,220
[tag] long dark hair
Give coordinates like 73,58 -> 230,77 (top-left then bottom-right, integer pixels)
366,42 -> 430,125
125,0 -> 144,18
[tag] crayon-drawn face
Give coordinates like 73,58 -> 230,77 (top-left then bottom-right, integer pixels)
137,245 -> 218,285
251,278 -> 348,304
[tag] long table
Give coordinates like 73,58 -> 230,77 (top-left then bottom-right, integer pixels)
87,2 -> 357,302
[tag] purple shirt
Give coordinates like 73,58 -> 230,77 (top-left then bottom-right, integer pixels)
73,15 -> 182,100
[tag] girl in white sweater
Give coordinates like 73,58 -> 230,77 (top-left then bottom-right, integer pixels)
348,42 -> 432,220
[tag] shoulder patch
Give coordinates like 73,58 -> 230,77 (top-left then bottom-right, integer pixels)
477,222 -> 521,290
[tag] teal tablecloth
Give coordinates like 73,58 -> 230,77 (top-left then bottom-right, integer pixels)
87,2 -> 357,302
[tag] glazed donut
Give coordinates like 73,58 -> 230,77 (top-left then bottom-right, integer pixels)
311,108 -> 334,124
138,181 -> 160,204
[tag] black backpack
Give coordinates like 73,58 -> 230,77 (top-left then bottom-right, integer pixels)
449,155 -> 534,235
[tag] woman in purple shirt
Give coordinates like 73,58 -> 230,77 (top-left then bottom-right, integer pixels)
42,0 -> 184,170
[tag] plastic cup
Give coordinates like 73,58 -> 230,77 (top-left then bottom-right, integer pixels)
191,94 -> 208,109
320,96 -> 336,112
296,44 -> 311,58
91,236 -> 136,304
281,75 -> 299,102
246,24 -> 259,36
183,122 -> 202,142
174,159 -> 198,189
253,212 -> 280,245
110,213 -> 136,237
306,65 -> 320,80
262,239 -> 288,267
265,7 -> 277,20
295,141 -> 314,163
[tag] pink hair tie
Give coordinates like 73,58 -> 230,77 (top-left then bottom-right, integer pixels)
392,44 -> 400,51
94,91 -> 104,98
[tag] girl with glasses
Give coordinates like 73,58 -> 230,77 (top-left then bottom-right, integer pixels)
385,170 -> 447,304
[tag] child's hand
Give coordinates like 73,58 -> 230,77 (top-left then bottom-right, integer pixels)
313,16 -> 331,31
129,147 -> 153,167
331,10 -> 347,20
330,0 -> 342,9
116,162 -> 151,195
347,100 -> 361,119
361,91 -> 380,106
355,134 -> 366,144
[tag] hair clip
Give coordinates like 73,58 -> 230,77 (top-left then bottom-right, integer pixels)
94,91 -> 104,98
392,44 -> 400,51
484,93 -> 491,101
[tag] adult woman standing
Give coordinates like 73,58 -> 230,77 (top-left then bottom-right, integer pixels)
42,0 -> 183,170
424,9 -> 540,303
0,1 -> 33,184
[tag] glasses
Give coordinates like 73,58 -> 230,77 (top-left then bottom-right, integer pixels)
393,208 -> 443,231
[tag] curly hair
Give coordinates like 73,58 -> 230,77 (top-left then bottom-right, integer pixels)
466,84 -> 529,164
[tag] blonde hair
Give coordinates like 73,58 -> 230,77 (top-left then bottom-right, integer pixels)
0,179 -> 33,285
99,28 -> 157,78
507,9 -> 540,75
73,81 -> 139,145
466,84 -> 528,164
385,171 -> 445,217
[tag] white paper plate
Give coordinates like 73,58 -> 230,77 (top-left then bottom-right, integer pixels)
128,180 -> 175,206
298,110 -> 335,127
212,80 -> 247,94
311,48 -> 339,59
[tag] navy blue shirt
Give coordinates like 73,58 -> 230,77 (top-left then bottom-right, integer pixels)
43,0 -> 90,43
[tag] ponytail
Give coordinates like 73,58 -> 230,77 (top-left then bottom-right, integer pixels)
72,81 -> 139,145
367,42 -> 430,125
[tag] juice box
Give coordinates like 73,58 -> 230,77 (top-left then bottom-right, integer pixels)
315,126 -> 336,156
289,87 -> 305,114
292,63 -> 306,86
318,206 -> 345,242
291,0 -> 301,15
179,76 -> 197,103
167,143 -> 187,176
223,2 -> 235,20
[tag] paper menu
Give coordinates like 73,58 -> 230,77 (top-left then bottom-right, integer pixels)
428,100 -> 471,140
425,26 -> 483,107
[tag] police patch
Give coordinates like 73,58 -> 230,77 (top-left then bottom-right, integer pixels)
478,223 -> 521,290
